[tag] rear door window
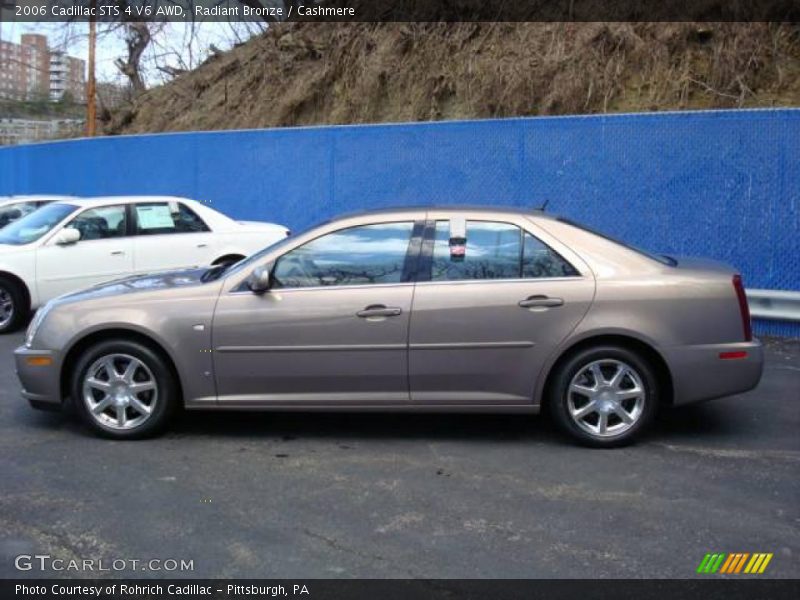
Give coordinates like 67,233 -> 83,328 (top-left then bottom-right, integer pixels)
134,202 -> 210,235
430,220 -> 579,281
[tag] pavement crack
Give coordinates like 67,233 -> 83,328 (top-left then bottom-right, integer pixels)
653,442 -> 800,462
301,528 -> 387,564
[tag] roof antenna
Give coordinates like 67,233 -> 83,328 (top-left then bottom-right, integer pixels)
538,199 -> 550,211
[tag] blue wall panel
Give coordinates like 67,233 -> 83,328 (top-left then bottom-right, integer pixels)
0,109 -> 798,335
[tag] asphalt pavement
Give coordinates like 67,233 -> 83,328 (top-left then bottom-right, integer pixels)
1,332 -> 798,579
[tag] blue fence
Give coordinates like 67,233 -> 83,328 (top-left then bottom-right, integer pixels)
1,109 -> 798,336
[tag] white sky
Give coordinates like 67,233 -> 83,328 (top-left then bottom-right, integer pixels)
0,20 -> 257,85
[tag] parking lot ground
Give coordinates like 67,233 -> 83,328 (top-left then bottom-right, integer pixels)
1,332 -> 798,579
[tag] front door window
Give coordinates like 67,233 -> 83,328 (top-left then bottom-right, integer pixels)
273,222 -> 415,288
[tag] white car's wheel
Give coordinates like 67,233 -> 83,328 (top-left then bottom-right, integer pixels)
0,276 -> 27,333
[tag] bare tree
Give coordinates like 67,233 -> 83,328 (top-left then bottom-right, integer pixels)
12,0 -> 288,97
114,22 -> 158,93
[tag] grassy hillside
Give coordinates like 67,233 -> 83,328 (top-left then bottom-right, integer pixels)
105,22 -> 800,134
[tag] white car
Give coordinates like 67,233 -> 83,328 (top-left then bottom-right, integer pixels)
0,195 -> 78,229
0,195 -> 289,332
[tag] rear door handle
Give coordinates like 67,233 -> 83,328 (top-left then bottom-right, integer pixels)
519,295 -> 564,309
110,250 -> 125,256
197,243 -> 208,248
356,304 -> 402,318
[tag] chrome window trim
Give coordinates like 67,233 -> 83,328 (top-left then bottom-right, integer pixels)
228,281 -> 416,295
414,275 -> 587,288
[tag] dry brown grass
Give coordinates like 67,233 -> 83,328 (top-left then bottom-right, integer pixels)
105,22 -> 800,135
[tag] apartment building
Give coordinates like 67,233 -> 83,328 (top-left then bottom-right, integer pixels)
0,34 -> 85,103
49,50 -> 86,102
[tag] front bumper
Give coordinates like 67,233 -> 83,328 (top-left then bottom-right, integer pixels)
662,339 -> 764,406
14,346 -> 63,411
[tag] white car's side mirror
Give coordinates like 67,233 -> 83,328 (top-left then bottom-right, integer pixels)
54,228 -> 81,245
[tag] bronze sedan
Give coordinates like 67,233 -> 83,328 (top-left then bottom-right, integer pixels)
16,206 -> 763,446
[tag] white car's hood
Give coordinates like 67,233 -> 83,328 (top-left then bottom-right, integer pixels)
235,220 -> 289,234
0,243 -> 28,256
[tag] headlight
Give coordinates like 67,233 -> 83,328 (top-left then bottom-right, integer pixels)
25,301 -> 54,348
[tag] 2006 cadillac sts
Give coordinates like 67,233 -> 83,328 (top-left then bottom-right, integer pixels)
15,207 -> 763,446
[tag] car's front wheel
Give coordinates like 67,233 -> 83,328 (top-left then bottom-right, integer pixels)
72,339 -> 178,439
549,345 -> 659,447
0,276 -> 28,334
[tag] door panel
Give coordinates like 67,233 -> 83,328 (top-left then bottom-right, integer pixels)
408,279 -> 594,404
132,202 -> 215,273
212,219 -> 420,406
212,285 -> 413,405
36,239 -> 134,302
408,217 -> 594,405
35,205 -> 134,302
133,233 -> 215,273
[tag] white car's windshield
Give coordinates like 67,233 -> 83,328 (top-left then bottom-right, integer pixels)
0,202 -> 78,246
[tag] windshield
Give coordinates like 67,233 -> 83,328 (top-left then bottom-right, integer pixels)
557,218 -> 677,266
0,203 -> 78,246
202,225 -> 309,283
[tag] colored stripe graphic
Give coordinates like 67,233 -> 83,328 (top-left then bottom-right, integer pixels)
720,554 -> 736,573
723,553 -> 739,574
699,553 -> 774,575
721,553 -> 737,573
734,553 -> 750,573
697,554 -> 713,573
757,554 -> 773,574
706,554 -> 726,573
745,554 -> 761,573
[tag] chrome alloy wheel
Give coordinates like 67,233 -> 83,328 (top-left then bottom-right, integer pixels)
567,359 -> 646,438
82,354 -> 158,431
0,286 -> 14,329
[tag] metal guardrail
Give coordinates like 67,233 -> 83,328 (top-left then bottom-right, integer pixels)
747,289 -> 800,322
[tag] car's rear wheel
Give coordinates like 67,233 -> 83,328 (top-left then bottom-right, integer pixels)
0,276 -> 27,334
72,340 -> 178,439
549,345 -> 658,447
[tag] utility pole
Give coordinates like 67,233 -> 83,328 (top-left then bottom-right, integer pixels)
86,0 -> 97,137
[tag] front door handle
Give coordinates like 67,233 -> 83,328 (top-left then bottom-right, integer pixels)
519,295 -> 564,309
110,250 -> 125,256
356,304 -> 402,319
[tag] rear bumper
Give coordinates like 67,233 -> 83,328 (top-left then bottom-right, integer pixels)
14,346 -> 63,411
662,339 -> 764,406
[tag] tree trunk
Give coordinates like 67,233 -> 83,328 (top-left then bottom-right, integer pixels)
114,23 -> 151,94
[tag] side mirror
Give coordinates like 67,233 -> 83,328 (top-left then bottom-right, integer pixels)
246,265 -> 273,294
54,228 -> 81,245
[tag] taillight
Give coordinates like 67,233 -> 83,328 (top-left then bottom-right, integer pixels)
732,274 -> 752,342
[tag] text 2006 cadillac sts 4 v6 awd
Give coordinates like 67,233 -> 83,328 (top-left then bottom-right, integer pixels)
15,206 -> 763,447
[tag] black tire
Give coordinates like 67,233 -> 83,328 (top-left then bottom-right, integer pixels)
0,276 -> 28,334
71,339 -> 178,439
548,345 -> 659,448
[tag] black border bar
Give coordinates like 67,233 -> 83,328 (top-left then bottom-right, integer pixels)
2,0 -> 799,23
3,579 -> 800,600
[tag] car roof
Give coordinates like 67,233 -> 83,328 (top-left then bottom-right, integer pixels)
335,204 -> 556,220
56,195 -> 201,208
0,194 -> 78,202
